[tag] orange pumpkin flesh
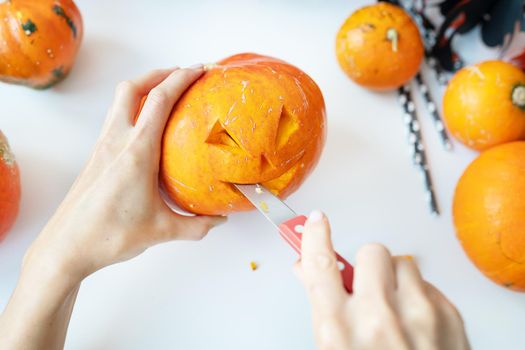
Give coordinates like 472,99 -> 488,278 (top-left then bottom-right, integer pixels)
454,142 -> 525,291
0,131 -> 21,241
443,60 -> 525,151
335,2 -> 424,91
161,53 -> 326,215
0,0 -> 83,89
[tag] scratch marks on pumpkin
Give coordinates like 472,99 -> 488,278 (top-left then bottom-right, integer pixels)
466,65 -> 485,80
224,115 -> 239,126
464,112 -> 492,146
266,66 -> 278,75
294,78 -> 309,109
227,101 -> 237,116
168,177 -> 197,192
283,149 -> 305,166
224,101 -> 239,126
240,80 -> 249,104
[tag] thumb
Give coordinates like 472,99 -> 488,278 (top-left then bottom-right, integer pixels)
154,209 -> 227,243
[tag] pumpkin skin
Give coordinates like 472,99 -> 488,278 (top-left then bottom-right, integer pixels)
0,130 -> 21,241
453,142 -> 525,291
443,60 -> 525,151
0,0 -> 83,89
335,2 -> 424,91
161,53 -> 326,215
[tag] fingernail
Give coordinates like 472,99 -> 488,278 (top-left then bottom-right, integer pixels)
308,210 -> 324,223
398,255 -> 415,261
204,63 -> 219,71
188,63 -> 204,70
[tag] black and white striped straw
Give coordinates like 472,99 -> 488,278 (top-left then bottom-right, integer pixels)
397,84 -> 440,216
415,73 -> 452,150
402,1 -> 449,85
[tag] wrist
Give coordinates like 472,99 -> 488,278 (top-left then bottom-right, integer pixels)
22,238 -> 86,292
0,244 -> 82,349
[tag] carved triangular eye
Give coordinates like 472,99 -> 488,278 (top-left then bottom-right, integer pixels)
260,153 -> 275,173
206,120 -> 240,148
275,107 -> 299,148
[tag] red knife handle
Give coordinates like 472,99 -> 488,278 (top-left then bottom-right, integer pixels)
278,215 -> 354,293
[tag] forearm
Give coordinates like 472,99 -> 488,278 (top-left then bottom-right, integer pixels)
0,248 -> 82,350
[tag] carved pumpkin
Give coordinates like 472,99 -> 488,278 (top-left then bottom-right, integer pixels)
161,53 -> 326,215
0,0 -> 83,89
335,2 -> 424,90
0,130 -> 20,241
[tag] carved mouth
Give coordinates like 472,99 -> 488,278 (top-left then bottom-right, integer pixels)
224,152 -> 305,196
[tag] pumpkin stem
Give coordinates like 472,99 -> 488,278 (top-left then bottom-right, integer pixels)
0,140 -> 15,167
386,28 -> 399,52
512,84 -> 525,110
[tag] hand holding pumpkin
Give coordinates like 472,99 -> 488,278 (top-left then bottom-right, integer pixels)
23,66 -> 227,281
295,211 -> 470,350
0,66 -> 227,349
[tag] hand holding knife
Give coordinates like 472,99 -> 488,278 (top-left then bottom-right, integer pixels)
234,184 -> 354,293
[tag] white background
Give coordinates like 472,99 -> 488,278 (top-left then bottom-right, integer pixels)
1,1 -> 524,349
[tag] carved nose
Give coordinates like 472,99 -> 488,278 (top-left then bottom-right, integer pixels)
275,106 -> 299,149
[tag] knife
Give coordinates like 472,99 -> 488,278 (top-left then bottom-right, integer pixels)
234,184 -> 354,293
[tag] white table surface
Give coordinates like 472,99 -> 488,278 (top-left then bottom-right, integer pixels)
1,1 -> 523,349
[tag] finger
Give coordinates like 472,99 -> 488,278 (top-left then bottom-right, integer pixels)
293,260 -> 305,283
153,207 -> 227,243
394,256 -> 425,294
103,68 -> 178,134
353,243 -> 396,297
134,65 -> 204,140
424,282 -> 463,323
424,283 -> 470,350
394,259 -> 440,349
300,210 -> 346,312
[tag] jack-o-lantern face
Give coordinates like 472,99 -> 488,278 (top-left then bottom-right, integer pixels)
161,53 -> 326,215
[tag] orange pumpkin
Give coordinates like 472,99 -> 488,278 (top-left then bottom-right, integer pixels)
443,60 -> 525,151
0,0 -> 83,89
454,142 -> 525,291
335,2 -> 424,90
161,53 -> 326,215
0,131 -> 21,241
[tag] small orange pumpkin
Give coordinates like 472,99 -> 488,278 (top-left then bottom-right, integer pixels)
161,53 -> 326,215
443,60 -> 525,151
0,131 -> 21,241
335,2 -> 424,90
454,142 -> 525,291
0,0 -> 83,89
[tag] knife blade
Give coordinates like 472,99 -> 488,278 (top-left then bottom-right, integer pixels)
234,183 -> 354,293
